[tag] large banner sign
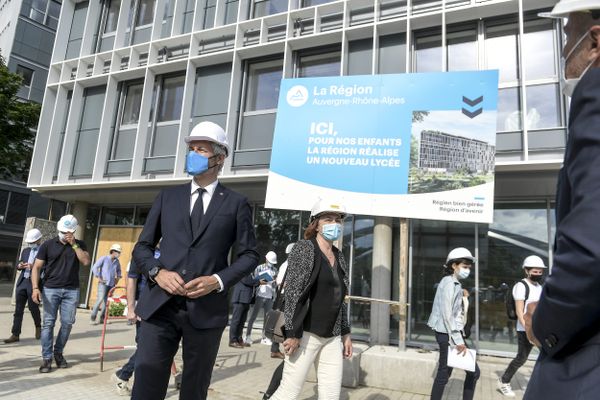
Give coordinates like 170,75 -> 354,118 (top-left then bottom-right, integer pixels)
265,71 -> 499,223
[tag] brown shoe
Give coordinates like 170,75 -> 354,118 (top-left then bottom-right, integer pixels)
240,339 -> 250,347
271,351 -> 285,359
35,327 -> 41,340
229,341 -> 244,349
3,335 -> 19,344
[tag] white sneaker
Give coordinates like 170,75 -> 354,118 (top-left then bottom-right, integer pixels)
497,379 -> 516,397
244,335 -> 253,345
261,337 -> 272,345
112,372 -> 131,396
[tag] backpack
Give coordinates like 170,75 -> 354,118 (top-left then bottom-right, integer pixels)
505,279 -> 530,320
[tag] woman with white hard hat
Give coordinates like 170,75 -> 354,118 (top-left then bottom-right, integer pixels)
497,255 -> 547,397
428,247 -> 480,400
269,199 -> 351,400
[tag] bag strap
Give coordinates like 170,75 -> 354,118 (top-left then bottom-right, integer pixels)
273,268 -> 288,310
521,279 -> 530,301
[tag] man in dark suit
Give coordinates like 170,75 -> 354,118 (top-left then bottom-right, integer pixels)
4,229 -> 43,343
524,4 -> 600,400
131,121 -> 259,400
229,273 -> 257,347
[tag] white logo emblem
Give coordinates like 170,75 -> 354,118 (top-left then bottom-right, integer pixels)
286,85 -> 309,107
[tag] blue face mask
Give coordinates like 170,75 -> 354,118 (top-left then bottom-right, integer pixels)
321,223 -> 342,241
186,152 -> 217,176
457,267 -> 471,280
30,244 -> 39,250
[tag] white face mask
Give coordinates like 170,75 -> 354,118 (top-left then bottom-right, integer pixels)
58,232 -> 66,242
561,28 -> 596,97
457,267 -> 471,280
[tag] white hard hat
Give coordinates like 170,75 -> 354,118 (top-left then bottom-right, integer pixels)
110,243 -> 122,253
522,255 -> 547,269
310,199 -> 347,221
184,121 -> 230,156
545,0 -> 600,18
57,215 -> 78,233
285,243 -> 295,254
25,228 -> 42,243
446,247 -> 475,264
266,251 -> 277,264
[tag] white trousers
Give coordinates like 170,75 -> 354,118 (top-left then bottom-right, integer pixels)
271,332 -> 343,400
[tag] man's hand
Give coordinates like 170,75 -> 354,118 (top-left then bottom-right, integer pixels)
455,343 -> 467,355
343,334 -> 353,359
63,232 -> 76,245
184,276 -> 220,298
32,288 -> 42,304
154,269 -> 187,296
524,301 -> 541,347
126,307 -> 137,324
283,338 -> 301,356
259,279 -> 269,285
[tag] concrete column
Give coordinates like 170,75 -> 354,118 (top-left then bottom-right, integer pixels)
370,216 -> 392,345
70,202 -> 89,241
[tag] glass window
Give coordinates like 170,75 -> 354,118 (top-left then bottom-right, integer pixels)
447,28 -> 477,71
182,0 -> 195,33
302,0 -> 334,6
48,0 -> 60,18
72,86 -> 106,177
203,0 -> 216,29
29,0 -> 48,23
101,207 -> 135,225
254,207 -> 301,259
223,0 -> 238,24
65,2 -> 88,59
49,199 -> 67,222
485,22 -> 519,83
137,0 -> 155,25
478,203 -> 549,352
252,0 -> 288,18
161,0 -> 175,38
414,33 -> 442,72
497,87 -> 521,132
134,206 -> 152,225
297,49 -> 341,78
347,39 -> 373,76
192,63 -> 232,127
122,82 -> 144,125
409,219 -> 475,345
104,0 -> 121,33
6,192 -> 29,225
156,75 -> 185,122
245,59 -> 283,111
348,215 -> 374,338
525,84 -> 561,130
16,65 -> 34,87
523,18 -> 557,81
378,34 -> 406,74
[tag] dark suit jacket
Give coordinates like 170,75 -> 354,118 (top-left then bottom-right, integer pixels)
133,181 -> 259,330
531,69 -> 600,360
231,274 -> 258,304
16,247 -> 32,287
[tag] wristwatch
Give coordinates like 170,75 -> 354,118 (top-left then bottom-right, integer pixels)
148,266 -> 162,282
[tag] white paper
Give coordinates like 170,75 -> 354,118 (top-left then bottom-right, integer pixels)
447,348 -> 477,372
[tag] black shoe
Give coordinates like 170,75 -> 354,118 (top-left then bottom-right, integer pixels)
35,327 -> 41,340
39,359 -> 52,373
3,335 -> 19,344
54,353 -> 68,368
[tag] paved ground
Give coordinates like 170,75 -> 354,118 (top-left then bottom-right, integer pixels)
0,282 -> 534,399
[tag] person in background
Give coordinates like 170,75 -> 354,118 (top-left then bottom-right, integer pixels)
497,255 -> 546,397
269,243 -> 295,359
523,4 -> 600,400
229,272 -> 258,348
90,244 -> 122,325
245,251 -> 278,346
4,228 -> 43,343
270,199 -> 352,400
428,247 -> 480,400
31,215 -> 90,373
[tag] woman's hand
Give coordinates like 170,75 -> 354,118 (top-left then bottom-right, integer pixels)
283,338 -> 301,356
343,334 -> 353,359
455,343 -> 467,355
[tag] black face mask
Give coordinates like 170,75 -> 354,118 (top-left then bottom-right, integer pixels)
529,275 -> 543,283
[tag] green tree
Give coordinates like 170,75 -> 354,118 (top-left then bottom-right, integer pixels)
0,54 -> 41,182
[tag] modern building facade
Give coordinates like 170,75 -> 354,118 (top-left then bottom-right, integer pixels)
0,0 -> 62,102
30,0 -> 564,356
419,130 -> 495,173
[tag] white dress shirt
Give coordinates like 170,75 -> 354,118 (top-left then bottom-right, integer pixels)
189,179 -> 224,292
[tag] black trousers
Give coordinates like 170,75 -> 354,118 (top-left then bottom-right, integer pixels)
431,331 -> 480,400
264,360 -> 284,398
131,298 -> 224,400
229,302 -> 250,342
11,280 -> 41,336
501,331 -> 533,383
